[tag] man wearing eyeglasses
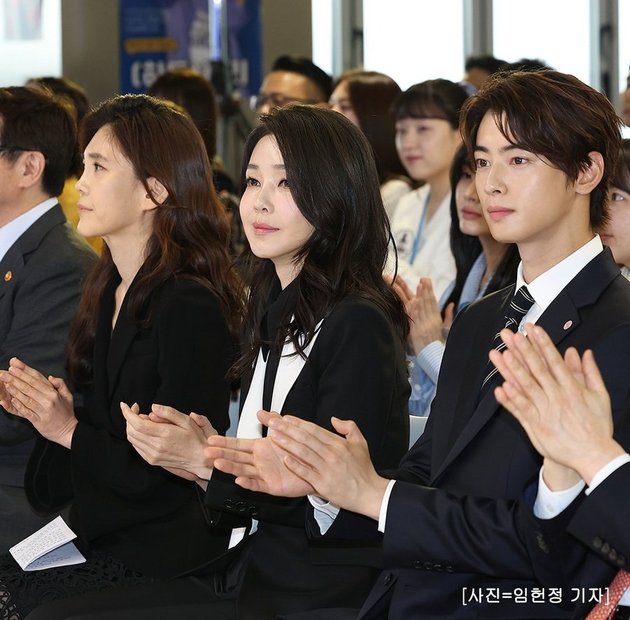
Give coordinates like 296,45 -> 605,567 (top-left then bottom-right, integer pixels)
0,86 -> 95,551
251,54 -> 332,115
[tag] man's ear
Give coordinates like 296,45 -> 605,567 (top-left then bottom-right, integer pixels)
17,151 -> 46,190
144,177 -> 169,209
575,151 -> 604,196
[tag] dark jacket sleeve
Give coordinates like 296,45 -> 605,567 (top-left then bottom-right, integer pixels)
28,280 -> 233,541
205,298 -> 410,530
0,222 -> 94,461
379,324 -> 630,583
567,461 -> 630,569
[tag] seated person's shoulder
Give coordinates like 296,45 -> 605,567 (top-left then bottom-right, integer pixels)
323,296 -> 393,336
155,276 -> 224,317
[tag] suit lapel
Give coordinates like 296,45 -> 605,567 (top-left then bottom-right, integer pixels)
0,251 -> 24,340
0,206 -> 65,340
103,274 -> 141,399
431,287 -> 513,482
431,249 -> 618,483
107,310 -> 139,399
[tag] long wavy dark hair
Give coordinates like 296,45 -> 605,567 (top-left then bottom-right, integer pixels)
443,146 -> 519,312
67,94 -> 244,385
333,70 -> 408,185
233,105 -> 408,376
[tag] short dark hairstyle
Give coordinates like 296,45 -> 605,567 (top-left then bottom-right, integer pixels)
611,139 -> 630,194
461,70 -> 623,229
270,55 -> 332,101
499,58 -> 552,73
27,76 -> 90,123
334,70 -> 407,183
465,55 -> 506,75
0,86 -> 76,196
148,68 -> 219,160
393,79 -> 469,129
27,76 -> 90,178
234,105 -> 408,374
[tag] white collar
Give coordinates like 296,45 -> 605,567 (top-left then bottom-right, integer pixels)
0,198 -> 58,263
516,235 -> 603,313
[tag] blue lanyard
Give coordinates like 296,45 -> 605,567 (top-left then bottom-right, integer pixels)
409,191 -> 431,264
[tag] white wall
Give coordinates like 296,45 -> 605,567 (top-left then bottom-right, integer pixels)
0,0 -> 62,87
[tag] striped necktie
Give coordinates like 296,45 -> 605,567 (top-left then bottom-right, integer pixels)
481,285 -> 535,391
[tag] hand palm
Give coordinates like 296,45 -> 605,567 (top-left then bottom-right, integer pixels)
245,436 -> 315,497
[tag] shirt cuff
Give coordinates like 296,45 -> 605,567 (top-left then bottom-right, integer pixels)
416,341 -> 445,384
378,479 -> 397,533
533,466 -> 585,519
586,453 -> 630,494
308,494 -> 340,534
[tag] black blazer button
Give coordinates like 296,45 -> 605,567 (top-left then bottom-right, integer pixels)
434,564 -> 443,572
593,537 -> 603,549
224,499 -> 235,510
602,543 -> 611,554
617,555 -> 626,567
423,562 -> 433,571
383,573 -> 393,585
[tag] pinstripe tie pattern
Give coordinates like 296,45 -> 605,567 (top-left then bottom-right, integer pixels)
481,286 -> 535,390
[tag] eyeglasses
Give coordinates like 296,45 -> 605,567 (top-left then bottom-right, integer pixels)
249,92 -> 320,112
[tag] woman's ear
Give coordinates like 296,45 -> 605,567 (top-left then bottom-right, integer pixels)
144,177 -> 169,208
575,151 -> 604,196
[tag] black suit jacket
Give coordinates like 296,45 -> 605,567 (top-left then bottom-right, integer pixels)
0,205 -> 94,549
26,274 -> 234,578
517,450 -> 630,618
204,295 -> 410,619
322,249 -> 630,619
0,205 -> 95,484
567,461 -> 630,570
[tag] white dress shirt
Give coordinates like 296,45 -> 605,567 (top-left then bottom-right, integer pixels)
0,198 -> 58,263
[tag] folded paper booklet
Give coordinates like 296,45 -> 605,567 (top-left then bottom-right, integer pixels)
9,515 -> 86,571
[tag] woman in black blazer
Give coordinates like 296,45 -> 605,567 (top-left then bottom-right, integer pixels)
0,95 -> 243,617
115,105 -> 412,619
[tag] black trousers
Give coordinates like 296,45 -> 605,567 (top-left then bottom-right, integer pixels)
25,576 -> 237,620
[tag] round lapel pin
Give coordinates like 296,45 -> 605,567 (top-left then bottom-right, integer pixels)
4,271 -> 12,282
563,320 -> 572,330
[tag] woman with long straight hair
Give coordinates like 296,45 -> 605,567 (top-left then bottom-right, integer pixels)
0,94 -> 243,618
329,69 -> 411,220
398,146 -> 519,416
598,139 -> 630,278
107,104 -> 411,620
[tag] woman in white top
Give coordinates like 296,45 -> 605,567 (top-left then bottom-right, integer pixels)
329,69 -> 412,220
598,139 -> 630,280
386,79 -> 469,299
398,147 -> 519,416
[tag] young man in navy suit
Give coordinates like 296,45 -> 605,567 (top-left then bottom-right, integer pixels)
208,70 -> 630,619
